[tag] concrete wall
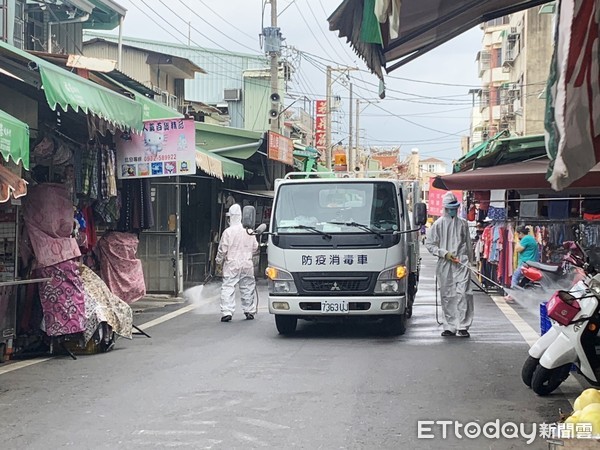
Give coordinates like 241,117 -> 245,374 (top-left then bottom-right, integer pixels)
524,9 -> 553,134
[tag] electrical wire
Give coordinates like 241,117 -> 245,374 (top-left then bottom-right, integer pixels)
176,0 -> 262,54
195,0 -> 257,40
292,1 -> 337,63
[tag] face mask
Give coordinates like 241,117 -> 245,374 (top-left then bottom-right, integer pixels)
447,209 -> 458,218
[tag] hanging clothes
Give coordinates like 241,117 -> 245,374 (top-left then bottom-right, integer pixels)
519,194 -> 539,218
117,179 -> 154,232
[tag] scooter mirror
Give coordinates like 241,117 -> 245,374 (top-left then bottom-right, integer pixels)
242,205 -> 256,229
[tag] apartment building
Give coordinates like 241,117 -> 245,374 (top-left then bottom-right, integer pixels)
472,4 -> 554,147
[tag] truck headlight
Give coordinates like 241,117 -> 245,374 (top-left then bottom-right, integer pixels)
266,266 -> 298,294
374,265 -> 407,295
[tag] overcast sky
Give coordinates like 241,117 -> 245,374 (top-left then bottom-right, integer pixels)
114,0 -> 482,166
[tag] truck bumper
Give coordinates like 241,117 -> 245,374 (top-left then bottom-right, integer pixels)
268,295 -> 407,316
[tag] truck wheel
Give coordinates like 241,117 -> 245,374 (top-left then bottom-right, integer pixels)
275,315 -> 297,335
383,314 -> 406,336
531,364 -> 571,396
406,273 -> 417,319
521,356 -> 539,388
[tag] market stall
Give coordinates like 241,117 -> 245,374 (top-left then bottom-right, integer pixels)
433,159 -> 600,291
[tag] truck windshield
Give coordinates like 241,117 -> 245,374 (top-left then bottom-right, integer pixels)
273,182 -> 401,234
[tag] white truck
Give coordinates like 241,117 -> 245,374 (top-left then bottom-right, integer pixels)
242,173 -> 427,336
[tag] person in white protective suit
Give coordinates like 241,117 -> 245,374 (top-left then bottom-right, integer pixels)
425,192 -> 474,338
216,203 -> 259,322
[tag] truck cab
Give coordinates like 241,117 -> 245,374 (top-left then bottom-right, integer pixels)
243,173 -> 427,336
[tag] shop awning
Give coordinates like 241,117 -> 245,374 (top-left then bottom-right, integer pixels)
328,0 -> 553,82
0,40 -> 143,132
195,122 -> 264,159
0,164 -> 27,202
223,188 -> 274,199
453,129 -> 510,172
433,158 -> 600,191
195,148 -> 244,181
0,108 -> 29,169
100,75 -> 183,121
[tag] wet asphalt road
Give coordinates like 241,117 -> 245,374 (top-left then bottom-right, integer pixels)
0,250 -> 573,449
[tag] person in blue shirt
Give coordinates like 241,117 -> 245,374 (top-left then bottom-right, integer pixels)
511,226 -> 539,288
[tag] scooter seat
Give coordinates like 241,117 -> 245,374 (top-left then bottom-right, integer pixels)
525,261 -> 561,273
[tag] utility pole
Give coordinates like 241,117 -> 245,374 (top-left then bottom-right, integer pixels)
325,66 -> 358,170
355,98 -> 360,169
269,0 -> 279,133
348,81 -> 353,171
325,66 -> 332,168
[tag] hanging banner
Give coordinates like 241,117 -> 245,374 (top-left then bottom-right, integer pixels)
268,131 -> 294,166
116,118 -> 196,179
315,99 -> 327,152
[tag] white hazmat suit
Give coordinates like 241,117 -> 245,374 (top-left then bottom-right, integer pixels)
216,204 -> 259,319
425,193 -> 474,335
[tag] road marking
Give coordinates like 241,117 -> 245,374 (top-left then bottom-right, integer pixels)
491,295 -> 582,406
136,303 -> 198,330
0,302 -> 202,376
0,357 -> 53,376
490,296 -> 539,346
236,417 -> 290,430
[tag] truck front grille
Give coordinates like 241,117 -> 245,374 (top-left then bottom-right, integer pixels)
296,273 -> 375,295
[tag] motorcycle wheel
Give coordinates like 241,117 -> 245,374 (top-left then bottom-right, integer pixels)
521,356 -> 539,388
531,364 -> 571,396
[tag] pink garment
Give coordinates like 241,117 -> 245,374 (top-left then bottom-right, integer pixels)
36,259 -> 86,337
23,184 -> 80,268
96,232 -> 145,304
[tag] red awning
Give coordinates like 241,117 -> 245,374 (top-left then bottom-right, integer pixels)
433,159 -> 600,191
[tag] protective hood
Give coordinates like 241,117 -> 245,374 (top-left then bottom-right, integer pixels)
442,192 -> 460,209
227,203 -> 242,226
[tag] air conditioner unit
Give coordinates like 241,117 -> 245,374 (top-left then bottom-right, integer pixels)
223,88 -> 242,102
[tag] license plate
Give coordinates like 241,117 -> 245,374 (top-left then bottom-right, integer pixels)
321,300 -> 349,313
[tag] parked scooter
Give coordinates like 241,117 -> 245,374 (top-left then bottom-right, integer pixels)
521,242 -> 600,395
518,245 -> 584,289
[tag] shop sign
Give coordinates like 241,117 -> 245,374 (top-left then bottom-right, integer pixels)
268,131 -> 294,166
315,99 -> 327,152
116,118 -> 196,179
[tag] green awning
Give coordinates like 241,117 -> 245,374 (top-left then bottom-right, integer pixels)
0,40 -> 143,132
0,108 -> 29,169
453,129 -> 511,173
195,148 -> 244,181
195,122 -> 263,159
102,75 -> 183,121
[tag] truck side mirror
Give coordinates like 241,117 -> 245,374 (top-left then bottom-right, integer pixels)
414,202 -> 427,227
242,205 -> 256,229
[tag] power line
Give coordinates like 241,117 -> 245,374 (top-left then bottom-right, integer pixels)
302,0 -> 348,64
176,0 -> 262,54
195,0 -> 257,40
292,1 -> 337,63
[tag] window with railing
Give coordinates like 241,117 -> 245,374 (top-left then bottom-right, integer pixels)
13,0 -> 25,49
478,50 -> 491,76
479,90 -> 490,110
485,16 -> 510,27
0,0 -> 7,42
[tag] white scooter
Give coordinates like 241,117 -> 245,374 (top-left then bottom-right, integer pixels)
521,243 -> 600,396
